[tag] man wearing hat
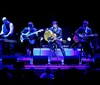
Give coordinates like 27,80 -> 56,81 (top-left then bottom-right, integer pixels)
0,17 -> 14,55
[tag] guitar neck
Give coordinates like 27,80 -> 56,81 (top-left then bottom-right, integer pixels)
27,29 -> 43,36
28,32 -> 37,36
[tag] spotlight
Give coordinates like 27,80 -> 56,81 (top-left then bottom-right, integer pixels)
67,37 -> 71,41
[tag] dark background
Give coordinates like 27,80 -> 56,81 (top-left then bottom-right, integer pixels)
0,15 -> 99,37
0,1 -> 100,45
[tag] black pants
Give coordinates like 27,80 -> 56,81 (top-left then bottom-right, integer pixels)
0,35 -> 15,55
48,41 -> 66,56
91,36 -> 100,50
81,41 -> 93,57
21,40 -> 36,56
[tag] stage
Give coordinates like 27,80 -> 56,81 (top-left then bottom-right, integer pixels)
0,48 -> 100,71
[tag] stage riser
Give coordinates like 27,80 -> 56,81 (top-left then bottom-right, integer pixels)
90,54 -> 100,68
2,58 -> 17,65
0,55 -> 80,65
1,53 -> 100,65
33,56 -> 48,65
64,56 -> 79,65
33,48 -> 81,56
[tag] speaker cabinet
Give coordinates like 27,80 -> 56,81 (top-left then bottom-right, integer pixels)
64,56 -> 79,65
17,56 -> 33,65
2,56 -> 17,65
33,56 -> 48,65
13,62 -> 24,69
90,54 -> 100,68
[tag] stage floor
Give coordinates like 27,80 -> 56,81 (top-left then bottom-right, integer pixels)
0,64 -> 89,70
24,64 -> 89,70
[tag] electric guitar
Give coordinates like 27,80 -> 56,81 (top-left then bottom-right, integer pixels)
73,33 -> 98,43
20,29 -> 44,43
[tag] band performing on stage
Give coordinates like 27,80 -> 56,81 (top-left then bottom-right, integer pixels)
0,17 -> 100,64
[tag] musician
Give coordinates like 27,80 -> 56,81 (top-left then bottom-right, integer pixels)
75,20 -> 94,58
47,21 -> 66,57
20,22 -> 38,55
0,17 -> 14,55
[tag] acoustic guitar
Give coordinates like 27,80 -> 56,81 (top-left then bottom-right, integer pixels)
44,30 -> 66,44
73,33 -> 98,43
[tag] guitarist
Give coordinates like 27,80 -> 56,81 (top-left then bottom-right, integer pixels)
75,20 -> 94,58
47,21 -> 66,57
20,22 -> 38,55
0,17 -> 15,55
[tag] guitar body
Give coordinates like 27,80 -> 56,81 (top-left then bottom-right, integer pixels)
20,29 -> 44,43
44,30 -> 66,43
73,34 -> 80,43
20,35 -> 28,43
73,33 -> 98,43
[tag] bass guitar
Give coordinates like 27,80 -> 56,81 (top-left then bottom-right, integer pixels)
20,29 -> 44,43
73,33 -> 98,43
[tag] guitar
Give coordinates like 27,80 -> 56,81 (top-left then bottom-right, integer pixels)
73,33 -> 98,43
44,30 -> 66,44
20,29 -> 44,43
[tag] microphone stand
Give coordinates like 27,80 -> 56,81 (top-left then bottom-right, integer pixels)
39,37 -> 43,56
40,38 -> 41,56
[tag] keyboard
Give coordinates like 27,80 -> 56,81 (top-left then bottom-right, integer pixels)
0,38 -> 17,43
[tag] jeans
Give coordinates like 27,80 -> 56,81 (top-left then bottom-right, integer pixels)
48,41 -> 66,56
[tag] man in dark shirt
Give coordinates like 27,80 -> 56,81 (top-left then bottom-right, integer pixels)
0,17 -> 14,55
47,21 -> 66,57
75,20 -> 94,58
20,22 -> 38,55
